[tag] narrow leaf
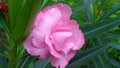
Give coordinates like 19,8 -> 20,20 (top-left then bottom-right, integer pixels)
19,56 -> 35,68
19,0 -> 43,42
108,58 -> 120,68
98,5 -> 120,21
39,0 -> 49,11
82,0 -> 93,23
13,0 -> 34,41
8,0 -> 43,42
83,16 -> 120,38
109,42 -> 120,50
34,60 -> 52,68
7,0 -> 24,29
66,45 -> 110,68
0,56 -> 8,68
72,0 -> 96,14
0,11 -> 13,39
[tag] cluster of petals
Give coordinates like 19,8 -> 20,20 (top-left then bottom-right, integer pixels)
24,3 -> 85,68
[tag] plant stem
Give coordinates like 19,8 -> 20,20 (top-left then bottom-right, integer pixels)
8,40 -> 18,68
8,49 -> 18,68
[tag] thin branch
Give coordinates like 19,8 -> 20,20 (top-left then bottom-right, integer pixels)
0,40 -> 10,51
0,52 -> 11,60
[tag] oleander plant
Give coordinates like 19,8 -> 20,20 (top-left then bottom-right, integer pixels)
0,0 -> 120,68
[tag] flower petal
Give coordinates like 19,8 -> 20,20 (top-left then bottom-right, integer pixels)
24,34 -> 49,59
34,3 -> 71,28
55,3 -> 72,18
31,29 -> 47,48
45,35 -> 62,58
50,51 -> 76,68
53,20 -> 85,50
73,30 -> 85,50
34,6 -> 61,28
50,31 -> 72,54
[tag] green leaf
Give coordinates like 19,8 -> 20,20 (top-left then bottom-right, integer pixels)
0,56 -> 8,68
12,0 -> 34,42
109,42 -> 120,50
39,0 -> 49,11
34,60 -> 52,68
19,56 -> 35,68
98,5 -> 120,21
0,11 -> 13,39
108,58 -> 120,68
0,45 -> 5,54
98,0 -> 106,11
7,0 -> 43,42
7,0 -> 24,29
0,64 -> 2,68
82,0 -> 93,23
92,59 -> 101,68
83,16 -> 120,38
108,32 -> 120,38
104,31 -> 120,40
21,0 -> 44,42
97,56 -> 106,68
66,44 -> 109,68
72,0 -> 96,14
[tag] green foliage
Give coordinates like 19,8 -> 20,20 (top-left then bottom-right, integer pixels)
7,0 -> 43,42
66,44 -> 110,68
0,0 -> 120,68
33,60 -> 52,68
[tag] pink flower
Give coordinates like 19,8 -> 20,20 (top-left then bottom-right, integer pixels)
0,3 -> 8,12
24,3 -> 85,68
0,3 -> 2,9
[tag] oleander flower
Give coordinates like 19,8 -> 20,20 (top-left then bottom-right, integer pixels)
0,3 -> 2,9
24,3 -> 85,68
0,3 -> 8,12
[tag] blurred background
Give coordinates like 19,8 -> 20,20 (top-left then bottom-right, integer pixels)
0,0 -> 120,68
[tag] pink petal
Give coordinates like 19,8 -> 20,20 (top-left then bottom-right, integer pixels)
50,51 -> 76,68
50,31 -> 72,54
73,30 -> 85,50
55,3 -> 72,18
45,35 -> 62,58
68,20 -> 85,50
65,30 -> 85,51
32,6 -> 62,48
33,3 -> 72,28
31,29 -> 47,48
53,20 -> 85,51
52,19 -> 79,34
24,35 -> 49,59
34,6 -> 61,28
63,42 -> 75,54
